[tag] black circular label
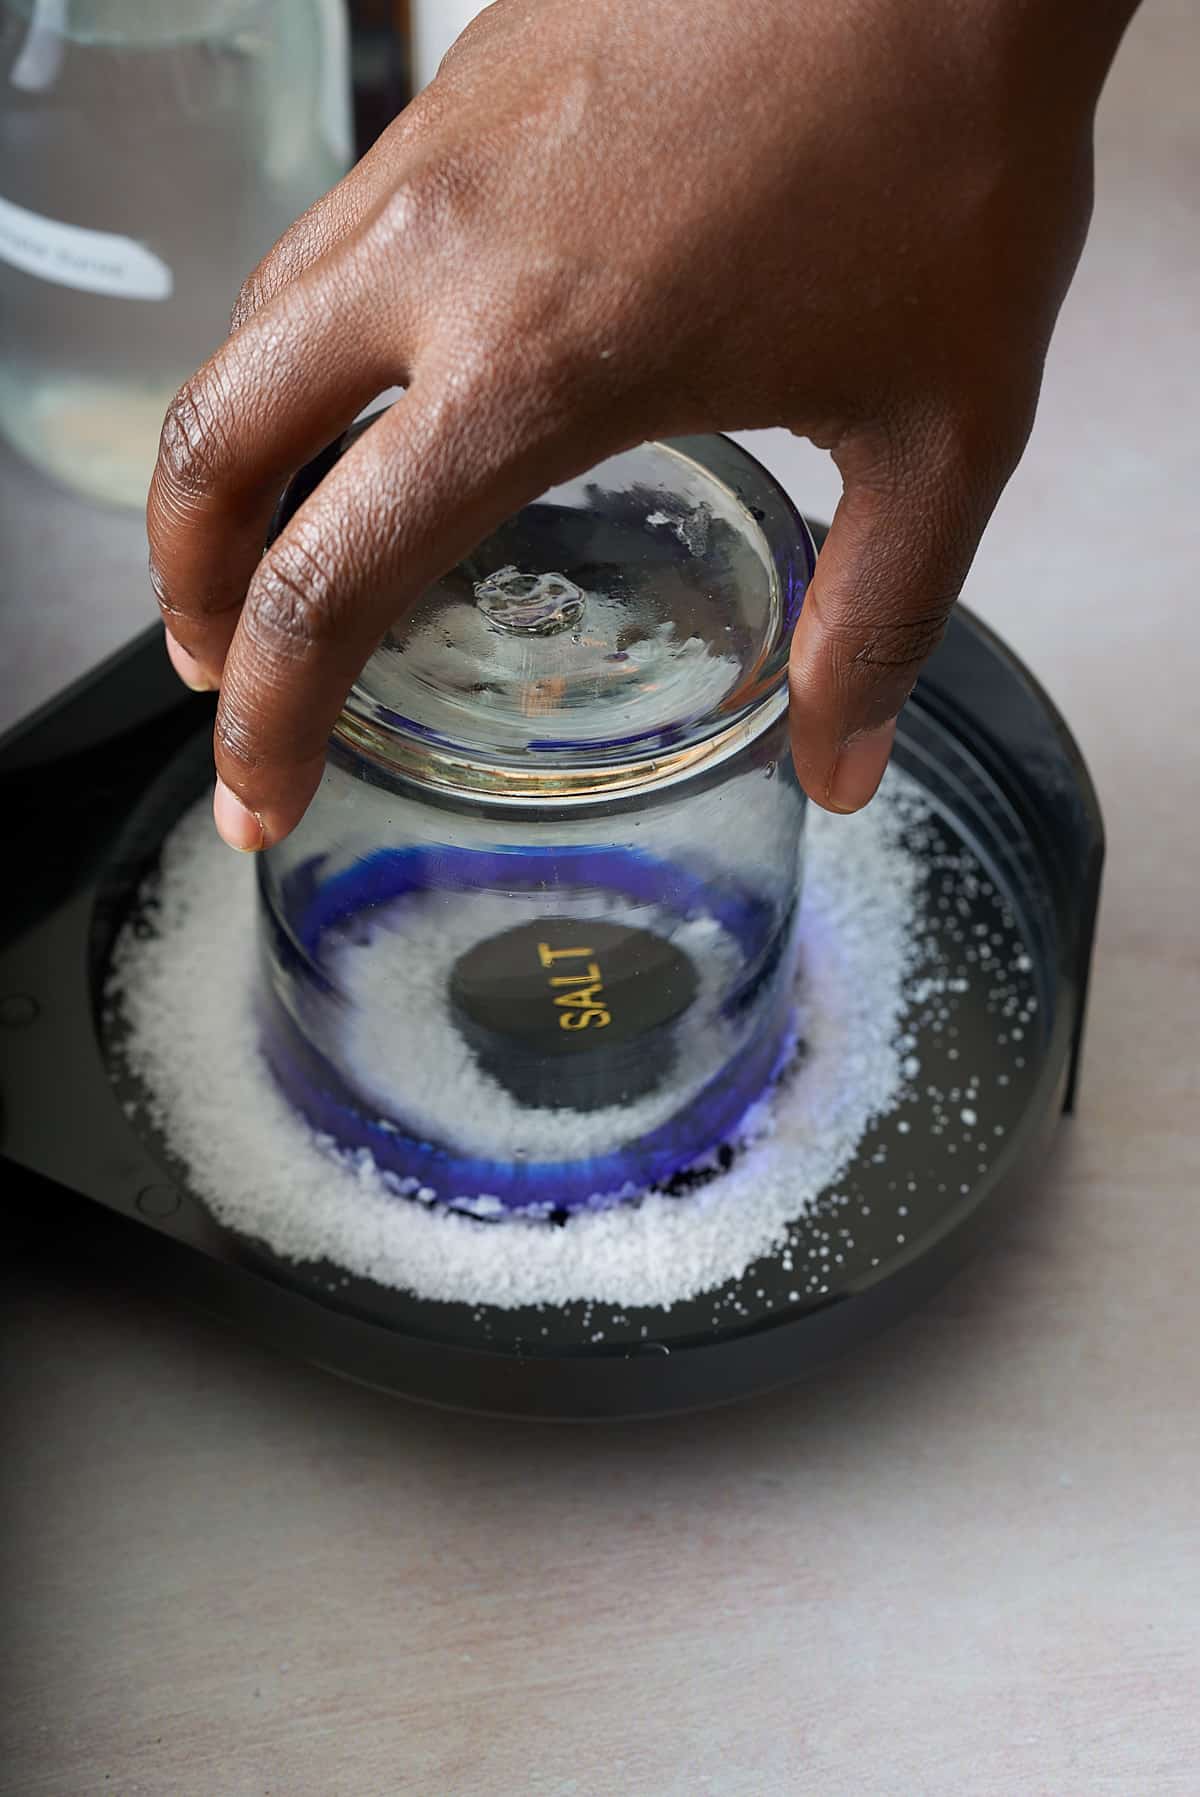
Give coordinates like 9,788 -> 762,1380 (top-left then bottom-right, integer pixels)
449,916 -> 698,1111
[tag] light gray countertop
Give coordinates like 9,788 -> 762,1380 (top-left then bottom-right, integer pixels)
3,5 -> 1198,1791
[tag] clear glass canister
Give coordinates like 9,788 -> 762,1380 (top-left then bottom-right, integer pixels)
258,428 -> 816,1218
0,0 -> 351,507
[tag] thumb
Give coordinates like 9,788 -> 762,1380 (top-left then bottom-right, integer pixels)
788,436 -> 984,813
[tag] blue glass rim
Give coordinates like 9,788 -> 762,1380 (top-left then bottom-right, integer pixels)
257,839 -> 800,1215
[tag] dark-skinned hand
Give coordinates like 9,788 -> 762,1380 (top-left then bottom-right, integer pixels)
147,0 -> 1136,850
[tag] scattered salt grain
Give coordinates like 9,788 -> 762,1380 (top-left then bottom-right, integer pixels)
110,770 -> 933,1310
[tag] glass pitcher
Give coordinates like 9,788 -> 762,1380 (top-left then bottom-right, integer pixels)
0,0 -> 351,508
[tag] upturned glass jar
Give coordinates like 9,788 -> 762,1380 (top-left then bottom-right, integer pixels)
258,428 -> 815,1217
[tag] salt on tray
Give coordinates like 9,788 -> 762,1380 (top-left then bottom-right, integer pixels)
106,770 -> 1021,1311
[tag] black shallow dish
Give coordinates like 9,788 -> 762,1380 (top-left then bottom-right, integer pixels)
0,544 -> 1103,1419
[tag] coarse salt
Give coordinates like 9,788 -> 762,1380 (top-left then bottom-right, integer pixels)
109,770 -> 933,1310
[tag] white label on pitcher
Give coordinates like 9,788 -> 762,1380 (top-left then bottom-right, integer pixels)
0,194 -> 173,300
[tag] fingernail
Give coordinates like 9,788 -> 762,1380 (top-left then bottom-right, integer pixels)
213,779 -> 265,852
165,630 -> 215,693
828,720 -> 897,813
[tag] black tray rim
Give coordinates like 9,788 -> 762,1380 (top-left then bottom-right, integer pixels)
1,588 -> 1104,1418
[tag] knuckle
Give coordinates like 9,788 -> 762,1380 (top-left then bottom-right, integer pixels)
849,610 -> 951,673
213,692 -> 261,775
368,151 -> 486,264
808,585 -> 953,681
245,530 -> 345,655
426,275 -> 621,450
366,170 -> 434,254
157,373 -> 234,498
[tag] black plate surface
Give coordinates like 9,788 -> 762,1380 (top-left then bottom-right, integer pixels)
0,574 -> 1103,1418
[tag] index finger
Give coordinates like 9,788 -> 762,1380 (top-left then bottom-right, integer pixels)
146,238 -> 407,688
210,377 -> 608,850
